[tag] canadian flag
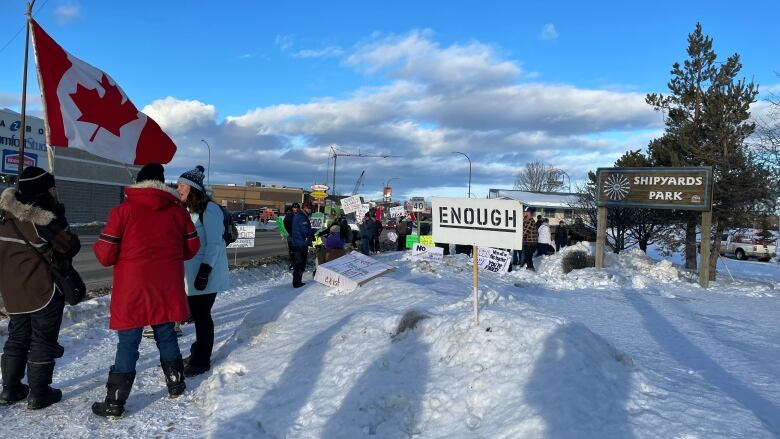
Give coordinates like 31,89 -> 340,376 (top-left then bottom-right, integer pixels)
31,19 -> 176,164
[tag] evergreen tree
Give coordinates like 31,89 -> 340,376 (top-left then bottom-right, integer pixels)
646,23 -> 770,280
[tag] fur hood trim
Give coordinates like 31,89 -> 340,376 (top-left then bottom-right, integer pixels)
129,179 -> 180,199
0,188 -> 56,225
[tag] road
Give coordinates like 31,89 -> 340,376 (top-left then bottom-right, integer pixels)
75,230 -> 289,290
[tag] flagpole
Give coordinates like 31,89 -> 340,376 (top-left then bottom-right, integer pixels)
16,0 -> 36,186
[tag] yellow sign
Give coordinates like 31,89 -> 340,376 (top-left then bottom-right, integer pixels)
311,191 -> 328,199
420,235 -> 434,246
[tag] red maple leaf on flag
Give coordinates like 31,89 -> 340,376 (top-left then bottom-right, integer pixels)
69,74 -> 139,142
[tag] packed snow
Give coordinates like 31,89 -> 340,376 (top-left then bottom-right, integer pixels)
1,244 -> 779,438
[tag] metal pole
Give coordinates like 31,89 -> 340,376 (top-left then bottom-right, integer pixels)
200,139 -> 211,186
16,1 -> 36,186
452,152 -> 471,198
472,244 -> 479,323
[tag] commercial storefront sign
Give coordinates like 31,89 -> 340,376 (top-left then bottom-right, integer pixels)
2,149 -> 38,173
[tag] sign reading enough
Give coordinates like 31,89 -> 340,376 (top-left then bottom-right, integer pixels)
432,198 -> 523,249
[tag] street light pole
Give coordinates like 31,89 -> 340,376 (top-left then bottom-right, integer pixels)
452,151 -> 471,198
200,139 -> 211,186
384,177 -> 399,201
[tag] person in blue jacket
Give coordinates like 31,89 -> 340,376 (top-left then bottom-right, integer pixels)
176,166 -> 229,377
360,212 -> 375,256
291,202 -> 315,288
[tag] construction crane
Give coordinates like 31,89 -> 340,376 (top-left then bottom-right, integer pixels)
329,145 -> 400,196
352,170 -> 365,196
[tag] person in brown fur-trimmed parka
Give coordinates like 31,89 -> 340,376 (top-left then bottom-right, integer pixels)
0,167 -> 80,410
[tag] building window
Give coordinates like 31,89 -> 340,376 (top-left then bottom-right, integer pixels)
543,208 -> 557,218
564,209 -> 574,219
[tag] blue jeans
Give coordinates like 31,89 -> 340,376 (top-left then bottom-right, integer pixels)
114,322 -> 181,373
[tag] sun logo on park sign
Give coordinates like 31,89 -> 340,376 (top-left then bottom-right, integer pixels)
603,174 -> 631,200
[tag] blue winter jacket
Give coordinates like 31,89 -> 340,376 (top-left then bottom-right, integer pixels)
291,211 -> 315,247
361,219 -> 375,239
185,202 -> 230,296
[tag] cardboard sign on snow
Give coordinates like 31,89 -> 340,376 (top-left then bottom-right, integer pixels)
474,247 -> 512,273
389,206 -> 406,218
412,243 -> 444,263
340,195 -> 363,214
314,252 -> 395,293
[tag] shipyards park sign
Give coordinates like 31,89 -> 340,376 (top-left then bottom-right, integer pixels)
596,167 -> 713,210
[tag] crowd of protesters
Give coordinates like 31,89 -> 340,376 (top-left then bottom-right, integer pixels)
1,169 -> 589,417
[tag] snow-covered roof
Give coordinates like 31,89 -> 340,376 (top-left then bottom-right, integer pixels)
488,189 -> 579,209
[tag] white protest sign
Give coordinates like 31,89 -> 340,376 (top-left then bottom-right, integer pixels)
432,198 -> 523,249
389,206 -> 406,218
314,252 -> 395,293
475,247 -> 512,273
341,195 -> 363,214
355,204 -> 370,223
387,231 -> 398,243
412,243 -> 444,263
227,225 -> 255,249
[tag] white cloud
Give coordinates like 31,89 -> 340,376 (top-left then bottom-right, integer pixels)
237,53 -> 255,60
540,23 -> 558,41
55,2 -> 81,24
293,46 -> 345,59
149,31 -> 665,197
142,97 -> 217,135
274,35 -> 294,51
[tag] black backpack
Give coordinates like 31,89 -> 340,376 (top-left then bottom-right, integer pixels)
199,202 -> 239,246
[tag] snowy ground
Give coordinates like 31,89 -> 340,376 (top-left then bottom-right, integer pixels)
1,244 -> 779,438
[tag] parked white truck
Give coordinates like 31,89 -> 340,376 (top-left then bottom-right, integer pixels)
719,230 -> 776,262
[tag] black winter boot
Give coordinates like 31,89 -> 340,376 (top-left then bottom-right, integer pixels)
26,362 -> 62,410
161,359 -> 186,398
0,355 -> 29,405
91,368 -> 136,418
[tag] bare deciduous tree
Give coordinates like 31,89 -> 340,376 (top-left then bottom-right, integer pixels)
514,161 -> 565,192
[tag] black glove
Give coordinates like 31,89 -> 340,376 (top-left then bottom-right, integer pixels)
194,263 -> 212,291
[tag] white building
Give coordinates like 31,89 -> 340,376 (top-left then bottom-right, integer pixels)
487,189 -> 583,224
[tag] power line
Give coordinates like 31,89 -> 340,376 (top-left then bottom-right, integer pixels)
0,0 -> 52,57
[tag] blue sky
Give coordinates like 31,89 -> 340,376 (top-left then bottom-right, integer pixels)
1,0 -> 778,199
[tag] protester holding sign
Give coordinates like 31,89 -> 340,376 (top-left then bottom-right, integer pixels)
0,167 -> 81,410
291,202 -> 315,288
177,166 -> 230,378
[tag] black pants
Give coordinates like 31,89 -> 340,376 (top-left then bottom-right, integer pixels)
292,246 -> 308,287
287,238 -> 295,268
396,234 -> 406,251
4,293 -> 65,364
522,243 -> 537,269
187,293 -> 217,367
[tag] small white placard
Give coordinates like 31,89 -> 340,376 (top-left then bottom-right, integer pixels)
314,252 -> 395,293
227,225 -> 256,248
389,206 -> 406,218
474,246 -> 512,273
355,204 -> 370,223
387,231 -> 398,243
412,243 -> 444,263
340,195 -> 363,214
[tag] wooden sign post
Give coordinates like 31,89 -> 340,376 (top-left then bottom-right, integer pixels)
594,167 -> 714,288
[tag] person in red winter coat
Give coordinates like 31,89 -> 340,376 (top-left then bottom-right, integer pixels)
91,164 -> 200,418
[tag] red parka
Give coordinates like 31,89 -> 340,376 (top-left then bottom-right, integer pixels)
93,181 -> 200,330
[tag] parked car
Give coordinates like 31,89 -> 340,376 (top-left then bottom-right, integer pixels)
238,209 -> 261,223
720,230 -> 776,262
385,218 -> 397,229
229,211 -> 243,224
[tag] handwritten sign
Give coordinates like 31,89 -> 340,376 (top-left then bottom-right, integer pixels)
405,234 -> 420,249
355,204 -> 370,223
389,206 -> 406,218
341,195 -> 363,214
419,235 -> 434,246
412,243 -> 444,263
387,231 -> 398,243
310,212 -> 325,230
473,247 -> 512,273
314,252 -> 395,292
227,225 -> 256,249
